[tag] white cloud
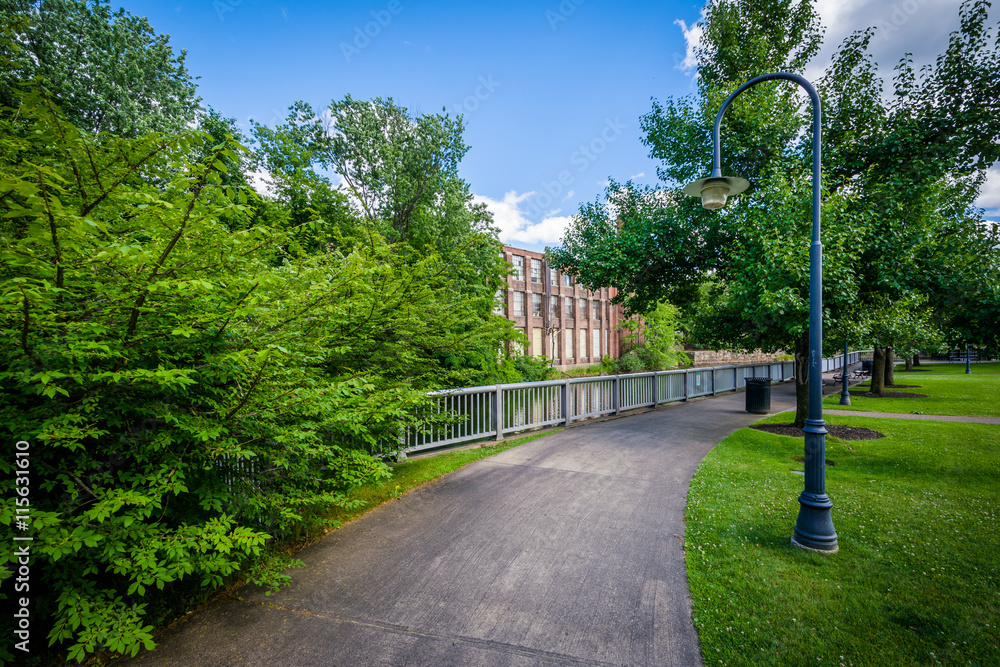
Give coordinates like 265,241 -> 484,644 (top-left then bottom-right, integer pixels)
976,167 -> 1000,211
247,169 -> 276,198
674,10 -> 706,73
809,0 -> 964,86
630,172 -> 645,180
474,190 -> 576,246
674,1 -> 965,90
562,189 -> 575,202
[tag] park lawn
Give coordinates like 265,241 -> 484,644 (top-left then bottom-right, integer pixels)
823,362 -> 1000,417
685,413 -> 1000,666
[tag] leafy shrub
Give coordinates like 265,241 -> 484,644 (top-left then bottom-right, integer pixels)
513,355 -> 556,382
620,300 -> 689,370
615,352 -> 645,374
0,92 -> 507,662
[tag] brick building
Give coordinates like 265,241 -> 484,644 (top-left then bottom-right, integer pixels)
499,246 -> 624,370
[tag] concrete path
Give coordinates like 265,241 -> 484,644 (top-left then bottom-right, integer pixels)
824,409 -> 1000,425
121,381 -> 816,667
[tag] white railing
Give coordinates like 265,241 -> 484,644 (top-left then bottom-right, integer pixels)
402,351 -> 869,455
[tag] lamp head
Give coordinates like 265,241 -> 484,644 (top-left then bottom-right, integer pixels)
682,175 -> 750,210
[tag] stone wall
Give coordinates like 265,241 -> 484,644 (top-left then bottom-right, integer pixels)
687,349 -> 787,367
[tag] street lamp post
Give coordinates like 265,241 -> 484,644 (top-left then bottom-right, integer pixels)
840,339 -> 851,406
966,344 -> 972,374
683,72 -> 838,553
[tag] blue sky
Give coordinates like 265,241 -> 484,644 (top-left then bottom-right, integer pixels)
118,0 -> 994,252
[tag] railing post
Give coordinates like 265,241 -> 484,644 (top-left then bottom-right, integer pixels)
614,375 -> 621,415
492,385 -> 504,441
683,369 -> 689,401
562,379 -> 570,426
711,367 -> 716,396
651,372 -> 659,407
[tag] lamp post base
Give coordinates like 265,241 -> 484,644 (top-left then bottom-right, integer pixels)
791,534 -> 839,554
839,393 -> 851,406
792,492 -> 839,553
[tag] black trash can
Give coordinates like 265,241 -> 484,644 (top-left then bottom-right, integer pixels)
861,360 -> 873,373
745,377 -> 772,414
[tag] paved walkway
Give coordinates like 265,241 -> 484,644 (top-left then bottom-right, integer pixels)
129,382 -> 935,667
825,409 -> 1000,424
121,379 -> 848,667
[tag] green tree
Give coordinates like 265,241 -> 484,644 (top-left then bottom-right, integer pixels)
819,1 -> 1000,354
552,0 -> 1000,425
0,0 -> 200,137
250,97 -> 518,384
553,0 -> 842,426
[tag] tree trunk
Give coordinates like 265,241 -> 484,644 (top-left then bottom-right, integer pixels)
870,346 -> 886,395
904,355 -> 914,372
884,345 -> 895,386
793,331 -> 809,428
913,354 -> 921,367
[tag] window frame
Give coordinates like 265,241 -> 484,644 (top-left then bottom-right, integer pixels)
512,291 -> 525,316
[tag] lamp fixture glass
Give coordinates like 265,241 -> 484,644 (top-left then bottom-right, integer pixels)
682,175 -> 750,210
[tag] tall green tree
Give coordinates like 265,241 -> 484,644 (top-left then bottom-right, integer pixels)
820,0 -> 1000,366
553,0 -> 842,426
553,0 -> 1000,425
0,0 -> 200,137
0,0 -> 199,137
250,97 -> 517,383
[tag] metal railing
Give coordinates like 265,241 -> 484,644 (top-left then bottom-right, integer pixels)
403,350 -> 867,455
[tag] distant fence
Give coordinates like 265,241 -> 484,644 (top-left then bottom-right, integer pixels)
403,350 -> 866,455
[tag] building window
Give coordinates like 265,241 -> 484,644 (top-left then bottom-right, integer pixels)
532,328 -> 543,356
512,255 -> 524,281
592,300 -> 601,320
549,268 -> 558,287
565,328 -> 574,360
579,298 -> 587,319
493,290 -> 504,316
579,329 -> 587,359
532,293 -> 542,317
548,296 -> 558,319
563,273 -> 573,287
530,258 -> 541,283
593,328 -> 600,358
513,291 -> 524,316
563,295 -> 573,319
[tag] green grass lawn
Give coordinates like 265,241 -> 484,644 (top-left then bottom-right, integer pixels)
685,413 -> 1000,666
824,361 -> 1000,417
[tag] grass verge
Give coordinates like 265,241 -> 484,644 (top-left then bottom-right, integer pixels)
824,362 -> 1000,417
685,412 -> 1000,666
